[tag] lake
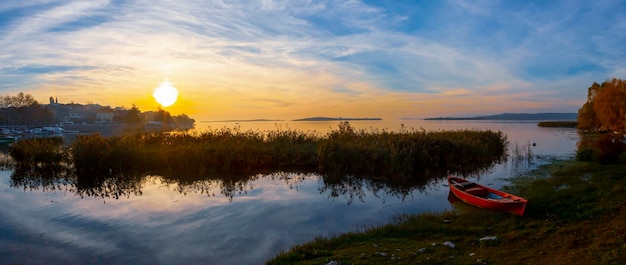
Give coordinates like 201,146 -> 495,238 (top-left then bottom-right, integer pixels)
0,120 -> 578,264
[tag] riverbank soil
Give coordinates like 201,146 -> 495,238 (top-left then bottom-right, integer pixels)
267,160 -> 625,265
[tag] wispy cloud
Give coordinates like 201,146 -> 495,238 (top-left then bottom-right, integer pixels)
0,0 -> 624,119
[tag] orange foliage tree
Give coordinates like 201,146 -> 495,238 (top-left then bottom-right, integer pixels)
577,82 -> 601,131
578,78 -> 626,134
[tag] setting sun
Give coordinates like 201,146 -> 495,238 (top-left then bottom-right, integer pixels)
153,81 -> 178,107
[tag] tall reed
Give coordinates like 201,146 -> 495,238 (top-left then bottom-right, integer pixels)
318,122 -> 507,180
8,122 -> 508,197
9,137 -> 66,169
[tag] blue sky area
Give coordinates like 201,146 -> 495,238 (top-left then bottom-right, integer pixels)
0,0 -> 624,120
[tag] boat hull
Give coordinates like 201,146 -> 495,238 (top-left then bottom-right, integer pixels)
448,176 -> 527,216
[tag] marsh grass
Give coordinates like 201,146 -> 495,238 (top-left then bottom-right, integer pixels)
537,121 -> 578,128
318,122 -> 507,179
7,137 -> 69,178
0,152 -> 13,169
509,140 -> 534,162
267,160 -> 626,265
7,122 -> 508,198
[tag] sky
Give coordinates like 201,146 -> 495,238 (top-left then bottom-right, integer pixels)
0,0 -> 625,121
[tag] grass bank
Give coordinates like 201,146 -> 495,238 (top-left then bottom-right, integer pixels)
267,160 -> 626,265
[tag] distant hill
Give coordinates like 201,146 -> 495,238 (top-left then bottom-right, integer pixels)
204,119 -> 283,122
293,117 -> 382,121
424,113 -> 577,121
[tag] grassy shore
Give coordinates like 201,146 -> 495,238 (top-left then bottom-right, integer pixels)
267,160 -> 626,265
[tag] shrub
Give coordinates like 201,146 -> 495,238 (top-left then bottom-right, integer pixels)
9,137 -> 65,169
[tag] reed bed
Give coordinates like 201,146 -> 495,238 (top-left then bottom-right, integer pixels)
8,137 -> 66,169
7,122 -> 508,194
537,121 -> 578,128
318,122 -> 507,181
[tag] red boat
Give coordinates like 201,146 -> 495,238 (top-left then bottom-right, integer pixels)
447,176 -> 527,216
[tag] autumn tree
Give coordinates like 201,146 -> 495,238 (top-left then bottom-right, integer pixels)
594,79 -> 626,133
577,82 -> 600,130
578,78 -> 626,134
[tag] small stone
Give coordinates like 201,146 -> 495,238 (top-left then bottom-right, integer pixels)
443,241 -> 455,248
479,236 -> 498,241
418,248 -> 427,253
469,253 -> 476,256
326,261 -> 339,265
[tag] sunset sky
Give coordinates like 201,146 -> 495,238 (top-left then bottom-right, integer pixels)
1,0 -> 625,120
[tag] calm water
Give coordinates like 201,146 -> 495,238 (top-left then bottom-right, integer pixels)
0,120 -> 578,264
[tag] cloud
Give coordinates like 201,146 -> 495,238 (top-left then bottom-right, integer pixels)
0,0 -> 624,119
2,64 -> 94,75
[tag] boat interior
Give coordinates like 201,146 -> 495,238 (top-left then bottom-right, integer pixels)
451,179 -> 513,200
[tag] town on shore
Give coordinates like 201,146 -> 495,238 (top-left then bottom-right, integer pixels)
0,93 -> 195,142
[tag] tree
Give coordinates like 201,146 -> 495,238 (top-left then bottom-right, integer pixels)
577,78 -> 626,134
155,108 -> 173,124
21,103 -> 55,125
173,113 -> 195,129
123,104 -> 143,125
0,93 -> 55,125
0,92 -> 38,108
577,82 -> 600,131
593,79 -> 626,132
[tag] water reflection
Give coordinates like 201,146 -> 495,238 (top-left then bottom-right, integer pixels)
10,166 -> 72,192
1,168 -> 458,265
154,172 -> 317,201
0,121 -> 580,264
577,133 -> 625,164
316,164 -> 497,205
9,157 -> 502,204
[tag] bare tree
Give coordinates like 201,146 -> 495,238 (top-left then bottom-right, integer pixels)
0,92 -> 38,108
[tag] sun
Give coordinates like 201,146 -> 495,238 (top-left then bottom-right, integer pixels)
153,81 -> 179,107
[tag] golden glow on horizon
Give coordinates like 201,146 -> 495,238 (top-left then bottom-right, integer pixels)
153,81 -> 179,107
29,76 -> 580,122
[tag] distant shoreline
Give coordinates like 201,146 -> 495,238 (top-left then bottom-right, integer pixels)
421,112 -> 577,121
202,113 -> 579,123
203,117 -> 383,122
292,117 -> 382,122
202,119 -> 284,123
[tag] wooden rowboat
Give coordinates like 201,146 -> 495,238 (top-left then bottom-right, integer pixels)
448,176 -> 527,216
